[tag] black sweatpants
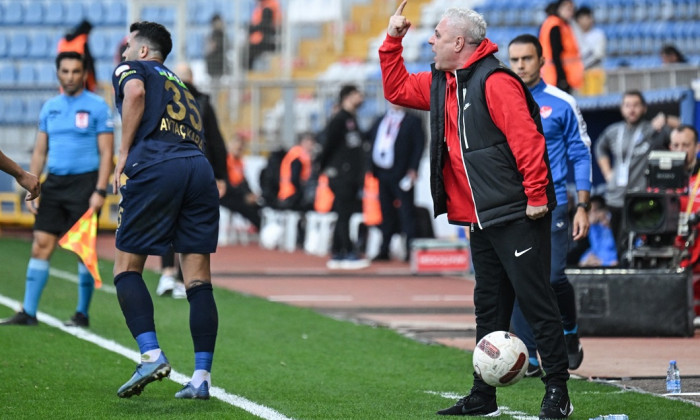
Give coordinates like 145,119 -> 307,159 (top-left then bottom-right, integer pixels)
469,214 -> 569,393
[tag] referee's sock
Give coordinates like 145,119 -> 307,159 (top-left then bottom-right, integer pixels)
23,258 -> 50,317
114,271 -> 159,356
76,262 -> 94,317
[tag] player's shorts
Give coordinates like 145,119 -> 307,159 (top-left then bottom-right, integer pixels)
115,155 -> 219,256
34,172 -> 97,236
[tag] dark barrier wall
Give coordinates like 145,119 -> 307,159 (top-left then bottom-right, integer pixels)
566,268 -> 695,337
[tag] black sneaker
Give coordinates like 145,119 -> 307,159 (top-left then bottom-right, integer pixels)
0,310 -> 38,326
436,388 -> 500,416
64,312 -> 89,327
539,384 -> 573,419
564,333 -> 583,370
525,364 -> 543,378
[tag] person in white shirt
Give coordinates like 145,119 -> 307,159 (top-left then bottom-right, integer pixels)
574,6 -> 606,96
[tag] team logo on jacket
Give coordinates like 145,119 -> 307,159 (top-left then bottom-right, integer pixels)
540,106 -> 552,119
75,111 -> 89,129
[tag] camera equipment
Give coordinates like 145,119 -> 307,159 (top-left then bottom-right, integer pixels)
646,151 -> 688,190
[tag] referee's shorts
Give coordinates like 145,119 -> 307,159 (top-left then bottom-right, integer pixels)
34,171 -> 97,236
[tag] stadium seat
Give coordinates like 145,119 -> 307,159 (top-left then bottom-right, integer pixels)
43,2 -> 65,25
103,2 -> 126,26
64,1 -> 86,27
25,96 -> 45,123
0,32 -> 6,57
28,31 -> 53,59
3,97 -> 25,124
89,31 -> 112,60
23,2 -> 43,25
2,2 -> 22,25
85,2 -> 105,26
16,63 -> 36,86
8,32 -> 30,58
36,62 -> 56,85
0,62 -> 15,86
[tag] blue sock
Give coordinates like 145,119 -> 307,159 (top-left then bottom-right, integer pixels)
76,262 -> 94,316
529,356 -> 540,367
23,258 -> 50,317
564,325 -> 578,335
195,352 -> 214,372
135,332 -> 160,354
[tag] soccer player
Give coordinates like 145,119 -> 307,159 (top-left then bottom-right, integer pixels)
508,34 -> 591,376
0,52 -> 113,328
380,2 -> 572,418
0,149 -> 40,200
111,21 -> 219,400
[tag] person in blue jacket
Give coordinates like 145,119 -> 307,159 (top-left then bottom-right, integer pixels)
508,34 -> 592,376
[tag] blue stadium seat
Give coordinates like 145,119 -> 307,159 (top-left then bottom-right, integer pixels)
103,2 -> 126,26
0,32 -> 6,57
8,32 -> 30,58
3,97 -> 25,124
28,31 -> 53,58
36,62 -> 56,85
186,30 -> 206,60
97,61 -> 114,85
23,2 -> 43,25
3,2 -> 22,25
64,1 -> 86,27
85,2 -> 105,26
16,63 -> 36,86
0,62 -> 15,86
25,97 -> 45,123
90,31 -> 112,60
140,6 -> 161,22
161,8 -> 176,26
44,2 -> 65,26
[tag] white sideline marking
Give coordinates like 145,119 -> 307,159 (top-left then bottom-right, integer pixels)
425,391 -> 539,420
50,268 -> 117,294
268,295 -> 353,302
0,294 -> 294,420
412,295 -> 471,302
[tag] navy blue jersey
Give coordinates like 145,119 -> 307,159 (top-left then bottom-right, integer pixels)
112,60 -> 205,176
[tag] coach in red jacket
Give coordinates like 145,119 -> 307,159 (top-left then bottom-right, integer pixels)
379,2 -> 572,419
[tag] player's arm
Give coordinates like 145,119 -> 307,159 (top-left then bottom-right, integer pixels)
562,102 -> 592,240
113,78 -> 145,193
90,131 -> 114,211
27,131 -> 49,213
594,131 -> 613,183
0,150 -> 40,200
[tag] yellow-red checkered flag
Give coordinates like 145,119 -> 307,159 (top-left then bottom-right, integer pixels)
58,208 -> 102,288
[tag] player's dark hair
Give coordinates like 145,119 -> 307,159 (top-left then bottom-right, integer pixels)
622,89 -> 647,107
508,34 -> 543,58
130,21 -> 172,60
55,51 -> 85,70
339,84 -> 359,104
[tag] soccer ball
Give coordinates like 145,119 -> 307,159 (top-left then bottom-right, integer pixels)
472,331 -> 529,387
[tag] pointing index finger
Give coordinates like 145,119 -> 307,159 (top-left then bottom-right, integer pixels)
394,0 -> 407,16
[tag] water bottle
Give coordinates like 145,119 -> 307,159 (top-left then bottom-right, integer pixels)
589,416 -> 628,420
666,360 -> 681,394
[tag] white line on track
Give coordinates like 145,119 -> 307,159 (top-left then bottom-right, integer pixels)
268,295 -> 353,302
412,295 -> 472,302
424,391 -> 539,420
0,292 -> 293,420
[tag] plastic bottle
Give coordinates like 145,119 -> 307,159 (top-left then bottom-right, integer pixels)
666,360 -> 681,394
589,415 -> 629,420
